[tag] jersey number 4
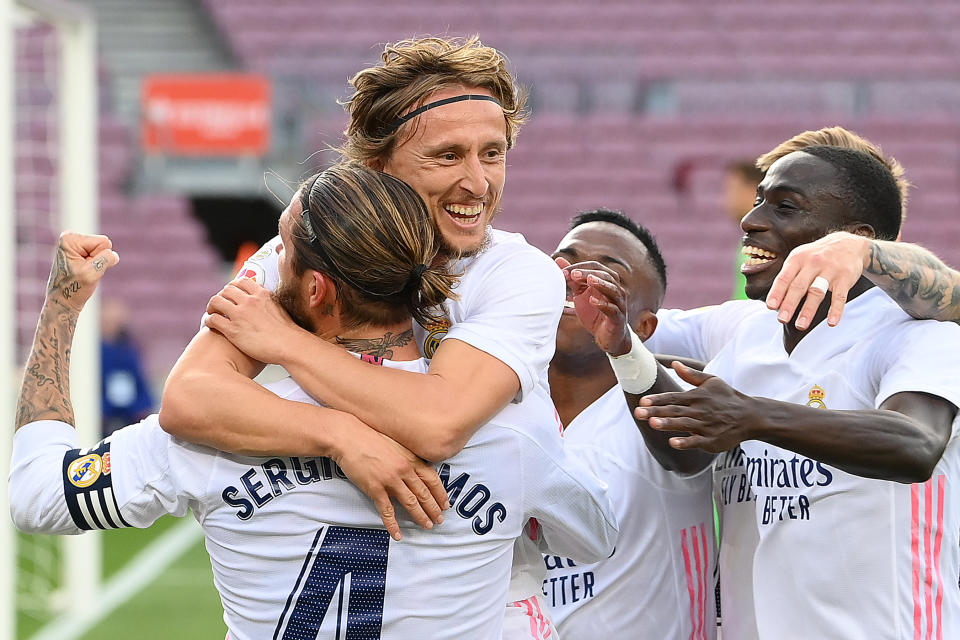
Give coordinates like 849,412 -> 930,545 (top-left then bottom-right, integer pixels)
274,525 -> 390,639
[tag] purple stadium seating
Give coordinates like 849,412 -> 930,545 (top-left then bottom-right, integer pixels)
17,3 -> 960,382
15,25 -> 225,382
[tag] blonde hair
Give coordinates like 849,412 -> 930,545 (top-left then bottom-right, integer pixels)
291,164 -> 458,328
756,126 -> 911,220
340,36 -> 528,164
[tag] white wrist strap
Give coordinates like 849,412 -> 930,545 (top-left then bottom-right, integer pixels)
606,326 -> 658,394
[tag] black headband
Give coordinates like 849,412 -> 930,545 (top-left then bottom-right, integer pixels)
380,94 -> 503,138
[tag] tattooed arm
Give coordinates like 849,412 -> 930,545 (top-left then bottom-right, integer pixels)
863,240 -> 960,322
764,231 -> 960,329
16,233 -> 119,430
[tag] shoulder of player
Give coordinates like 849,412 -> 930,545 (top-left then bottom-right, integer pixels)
568,399 -> 707,483
657,298 -> 767,327
860,288 -> 960,344
469,229 -> 558,275
260,375 -> 323,405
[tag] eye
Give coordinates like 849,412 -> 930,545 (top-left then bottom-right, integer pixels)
484,148 -> 504,161
439,152 -> 458,162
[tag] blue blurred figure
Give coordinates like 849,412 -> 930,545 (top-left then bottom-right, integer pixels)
101,299 -> 154,435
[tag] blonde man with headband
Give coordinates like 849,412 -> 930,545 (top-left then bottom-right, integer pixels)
11,166 -> 615,640
159,37 -> 619,637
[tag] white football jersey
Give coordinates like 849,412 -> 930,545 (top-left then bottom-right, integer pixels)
542,385 -> 716,639
11,362 -> 617,640
235,227 -> 571,623
648,303 -> 765,639
652,289 -> 960,639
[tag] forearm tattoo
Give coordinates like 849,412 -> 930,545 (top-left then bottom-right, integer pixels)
16,247 -> 83,428
866,241 -> 960,322
335,329 -> 414,359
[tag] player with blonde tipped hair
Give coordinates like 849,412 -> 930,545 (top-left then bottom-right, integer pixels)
757,126 -> 960,330
756,126 -> 910,220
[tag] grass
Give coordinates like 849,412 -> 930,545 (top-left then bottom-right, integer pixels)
17,516 -> 224,639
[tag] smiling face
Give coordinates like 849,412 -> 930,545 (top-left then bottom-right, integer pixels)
550,221 -> 662,365
739,151 -> 849,300
379,85 -> 507,257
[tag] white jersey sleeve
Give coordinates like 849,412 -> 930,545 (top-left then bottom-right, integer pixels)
519,430 -> 618,564
198,236 -> 282,331
443,234 -> 564,401
233,236 -> 281,292
10,417 -> 204,535
648,300 -> 767,362
872,318 -> 960,433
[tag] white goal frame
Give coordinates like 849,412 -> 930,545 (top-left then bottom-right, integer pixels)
2,1 -> 100,638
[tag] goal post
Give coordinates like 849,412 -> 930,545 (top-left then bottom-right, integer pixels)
5,1 -> 100,638
2,4 -> 18,640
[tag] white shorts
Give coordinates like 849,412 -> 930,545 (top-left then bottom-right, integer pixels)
503,594 -> 558,639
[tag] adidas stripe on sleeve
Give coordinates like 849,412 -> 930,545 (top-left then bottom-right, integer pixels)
62,437 -> 132,530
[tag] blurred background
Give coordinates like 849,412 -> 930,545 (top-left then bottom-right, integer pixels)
7,0 -> 960,637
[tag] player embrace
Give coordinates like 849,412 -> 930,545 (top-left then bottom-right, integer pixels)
10,165 -> 616,639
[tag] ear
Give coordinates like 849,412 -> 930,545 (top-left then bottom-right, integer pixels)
306,270 -> 337,309
632,309 -> 658,342
845,223 -> 875,239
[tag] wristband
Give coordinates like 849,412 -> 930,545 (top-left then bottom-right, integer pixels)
606,326 -> 658,394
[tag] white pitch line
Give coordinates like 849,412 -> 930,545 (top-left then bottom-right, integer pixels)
30,517 -> 205,640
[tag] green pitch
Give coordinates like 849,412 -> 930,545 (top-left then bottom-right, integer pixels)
17,516 -> 224,639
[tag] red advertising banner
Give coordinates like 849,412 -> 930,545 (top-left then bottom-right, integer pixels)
142,74 -> 270,155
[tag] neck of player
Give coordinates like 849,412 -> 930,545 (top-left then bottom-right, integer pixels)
782,276 -> 874,354
318,320 -> 420,362
549,348 -> 618,429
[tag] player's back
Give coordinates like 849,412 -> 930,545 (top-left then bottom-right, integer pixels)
12,362 -> 599,640
192,371 -> 537,639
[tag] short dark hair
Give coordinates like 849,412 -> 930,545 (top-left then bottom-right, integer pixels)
801,145 -> 902,241
570,208 -> 668,296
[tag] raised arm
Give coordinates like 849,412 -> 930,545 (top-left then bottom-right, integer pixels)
765,231 -> 960,329
16,233 -> 118,430
637,363 -> 955,483
12,233 -> 118,532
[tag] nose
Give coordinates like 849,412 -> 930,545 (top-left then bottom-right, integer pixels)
459,154 -> 489,198
740,205 -> 767,234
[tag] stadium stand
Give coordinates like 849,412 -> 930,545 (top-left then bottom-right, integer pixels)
14,22 -> 224,382
16,0 -> 960,368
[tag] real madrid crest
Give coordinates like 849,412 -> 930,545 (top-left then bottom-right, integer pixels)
68,453 -> 103,487
421,317 -> 451,359
806,385 -> 826,409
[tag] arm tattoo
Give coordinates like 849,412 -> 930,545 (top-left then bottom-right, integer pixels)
16,300 -> 79,428
866,241 -> 960,323
335,329 -> 414,359
17,246 -> 81,429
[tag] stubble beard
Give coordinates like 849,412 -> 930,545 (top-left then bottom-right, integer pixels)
272,281 -> 316,333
